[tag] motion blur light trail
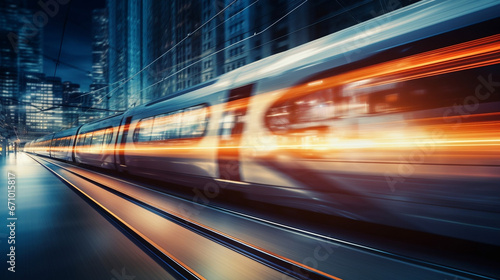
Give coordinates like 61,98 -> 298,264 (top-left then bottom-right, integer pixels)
289,33 -> 500,97
25,0 -> 500,252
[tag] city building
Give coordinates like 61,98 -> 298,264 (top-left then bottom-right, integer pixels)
141,0 -> 174,101
107,0 -> 143,111
223,0 -> 253,73
171,0 -> 202,92
90,8 -> 110,119
103,0 -> 420,111
62,81 -> 81,129
200,0 -> 225,82
90,9 -> 109,117
20,73 -> 63,136
0,0 -> 43,140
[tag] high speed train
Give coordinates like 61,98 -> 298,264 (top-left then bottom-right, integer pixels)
25,0 -> 500,245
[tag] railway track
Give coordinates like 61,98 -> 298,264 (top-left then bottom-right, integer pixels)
28,154 -> 498,280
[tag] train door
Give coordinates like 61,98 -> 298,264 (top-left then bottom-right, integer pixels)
217,84 -> 254,182
117,116 -> 132,169
71,128 -> 81,162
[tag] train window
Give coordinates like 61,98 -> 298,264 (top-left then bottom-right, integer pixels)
266,64 -> 500,133
57,138 -> 62,150
343,82 -> 395,115
77,134 -> 85,146
164,110 -> 182,140
104,128 -> 114,145
56,139 -> 62,151
134,117 -> 154,143
134,104 -> 209,143
293,89 -> 336,123
220,112 -> 236,139
151,114 -> 169,141
132,125 -> 139,143
80,135 -> 86,147
92,130 -> 105,148
181,105 -> 208,138
84,133 -> 93,146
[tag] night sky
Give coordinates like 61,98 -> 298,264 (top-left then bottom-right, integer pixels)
27,0 -> 105,91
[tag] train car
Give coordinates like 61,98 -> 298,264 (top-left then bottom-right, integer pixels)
30,133 -> 54,157
74,114 -> 123,170
115,0 -> 500,245
50,127 -> 81,162
23,140 -> 33,153
114,80 -> 223,187
25,0 -> 500,245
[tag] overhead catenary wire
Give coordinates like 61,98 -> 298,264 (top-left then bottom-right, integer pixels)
78,0 -> 241,99
79,0 -> 268,117
124,0 -> 374,109
39,0 -> 368,115
334,0 -> 361,23
82,0 -> 303,101
71,0 -> 243,123
53,2 -> 71,77
62,0 -> 242,129
63,0 -> 373,130
123,0 -> 310,108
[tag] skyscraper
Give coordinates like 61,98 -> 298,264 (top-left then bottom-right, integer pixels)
90,8 -> 110,118
223,0 -> 253,73
62,81 -> 81,129
20,73 -> 63,136
200,0 -> 225,82
17,7 -> 44,74
107,0 -> 143,111
0,0 -> 43,139
141,0 -> 174,101
91,9 -> 109,87
172,0 -> 202,91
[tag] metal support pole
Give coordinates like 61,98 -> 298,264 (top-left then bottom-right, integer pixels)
1,139 -> 6,157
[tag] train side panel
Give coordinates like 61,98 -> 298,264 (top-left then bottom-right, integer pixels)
239,32 -> 500,245
119,87 -> 227,186
50,127 -> 80,162
74,114 -> 123,170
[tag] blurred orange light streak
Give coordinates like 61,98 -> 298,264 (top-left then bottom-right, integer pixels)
35,35 -> 500,158
289,34 -> 500,97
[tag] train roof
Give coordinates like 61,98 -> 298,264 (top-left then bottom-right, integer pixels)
53,126 -> 81,138
78,112 -> 124,133
81,112 -> 124,126
36,133 -> 54,142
